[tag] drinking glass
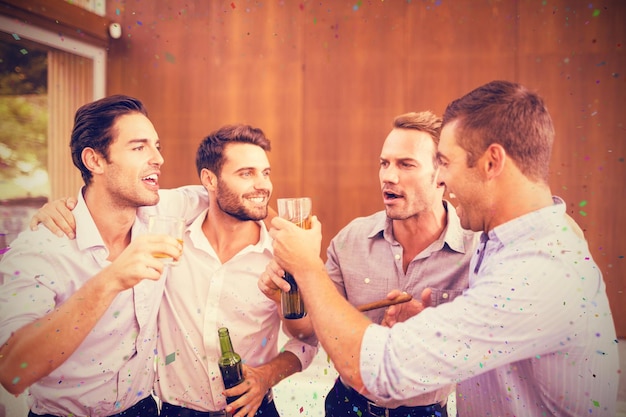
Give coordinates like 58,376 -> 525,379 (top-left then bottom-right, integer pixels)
276,197 -> 312,319
148,215 -> 184,265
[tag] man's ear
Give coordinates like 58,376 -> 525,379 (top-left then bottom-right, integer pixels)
201,168 -> 218,191
81,147 -> 105,175
482,143 -> 506,180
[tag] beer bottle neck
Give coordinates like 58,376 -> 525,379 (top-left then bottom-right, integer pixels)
218,327 -> 235,355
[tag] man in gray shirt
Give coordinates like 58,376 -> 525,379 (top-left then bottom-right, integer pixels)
256,111 -> 477,416
322,111 -> 478,417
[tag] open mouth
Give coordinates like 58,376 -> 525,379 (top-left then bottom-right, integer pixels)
383,191 -> 402,200
246,194 -> 269,204
142,174 -> 159,187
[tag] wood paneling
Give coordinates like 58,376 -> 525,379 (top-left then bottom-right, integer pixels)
106,0 -> 626,337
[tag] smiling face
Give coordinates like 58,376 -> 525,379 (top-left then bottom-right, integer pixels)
378,128 -> 442,220
213,142 -> 272,221
437,120 -> 487,232
97,112 -> 163,208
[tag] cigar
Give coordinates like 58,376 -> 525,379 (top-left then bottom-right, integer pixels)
356,293 -> 413,312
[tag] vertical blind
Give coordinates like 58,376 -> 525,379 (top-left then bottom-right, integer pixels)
47,50 -> 93,200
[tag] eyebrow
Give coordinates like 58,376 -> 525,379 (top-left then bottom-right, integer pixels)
379,156 -> 419,163
234,166 -> 271,173
126,138 -> 150,145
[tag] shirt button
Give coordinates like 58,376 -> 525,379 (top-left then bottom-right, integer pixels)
442,293 -> 449,299
394,254 -> 401,260
364,278 -> 370,284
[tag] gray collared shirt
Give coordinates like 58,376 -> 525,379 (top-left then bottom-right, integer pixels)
325,200 -> 479,407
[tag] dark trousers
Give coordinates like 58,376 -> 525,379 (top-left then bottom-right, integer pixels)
28,395 -> 158,417
325,378 -> 448,417
160,394 -> 279,417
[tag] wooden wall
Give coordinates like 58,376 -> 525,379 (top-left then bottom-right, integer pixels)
105,0 -> 626,337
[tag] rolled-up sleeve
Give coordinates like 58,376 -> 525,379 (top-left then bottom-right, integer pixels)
360,323 -> 394,400
281,333 -> 318,371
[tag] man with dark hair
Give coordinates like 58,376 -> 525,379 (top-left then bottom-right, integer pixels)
156,124 -> 317,417
264,81 -> 619,416
0,95 -> 186,416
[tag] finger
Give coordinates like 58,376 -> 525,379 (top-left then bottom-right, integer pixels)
143,257 -> 166,278
268,260 -> 284,276
40,217 -> 68,238
226,392 -> 249,416
273,273 -> 291,291
29,214 -> 42,231
421,288 -> 433,308
385,289 -> 402,300
310,215 -> 322,232
65,197 -> 78,210
269,216 -> 294,230
56,211 -> 77,239
49,199 -> 78,238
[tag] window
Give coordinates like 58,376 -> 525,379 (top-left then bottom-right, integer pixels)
0,14 -> 105,247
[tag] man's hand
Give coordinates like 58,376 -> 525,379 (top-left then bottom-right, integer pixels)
381,288 -> 432,327
224,365 -> 272,417
257,260 -> 288,304
268,216 -> 323,278
30,197 -> 77,239
104,234 -> 182,291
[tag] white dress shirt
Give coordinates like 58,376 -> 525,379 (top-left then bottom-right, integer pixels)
360,197 -> 619,416
0,191 -> 163,416
155,208 -> 318,411
0,186 -> 207,416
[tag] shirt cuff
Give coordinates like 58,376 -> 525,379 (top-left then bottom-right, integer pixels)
282,335 -> 319,371
360,323 -> 392,401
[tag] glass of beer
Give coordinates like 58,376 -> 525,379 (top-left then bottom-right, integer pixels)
276,197 -> 312,319
148,215 -> 184,265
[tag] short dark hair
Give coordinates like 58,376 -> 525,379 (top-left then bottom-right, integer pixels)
195,124 -> 271,177
442,80 -> 555,182
70,95 -> 147,185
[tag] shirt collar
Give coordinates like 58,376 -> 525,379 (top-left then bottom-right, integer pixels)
487,196 -> 567,246
366,200 -> 471,254
188,208 -> 273,255
73,187 -> 105,251
441,200 -> 471,254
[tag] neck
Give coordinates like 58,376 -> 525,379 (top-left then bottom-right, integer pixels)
83,186 -> 136,260
203,204 -> 262,263
485,176 -> 553,232
392,201 -> 447,272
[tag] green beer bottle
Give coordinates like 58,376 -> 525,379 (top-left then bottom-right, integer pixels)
218,327 -> 244,406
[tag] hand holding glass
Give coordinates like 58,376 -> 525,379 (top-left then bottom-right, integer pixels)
276,197 -> 312,319
148,215 -> 184,265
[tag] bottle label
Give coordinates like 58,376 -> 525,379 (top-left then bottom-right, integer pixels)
219,362 -> 244,389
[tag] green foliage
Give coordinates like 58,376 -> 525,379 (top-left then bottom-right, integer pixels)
0,37 -> 49,200
0,38 -> 47,95
0,95 -> 48,180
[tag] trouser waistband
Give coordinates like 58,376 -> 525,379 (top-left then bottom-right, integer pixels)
328,378 -> 447,417
28,395 -> 158,417
160,390 -> 274,417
